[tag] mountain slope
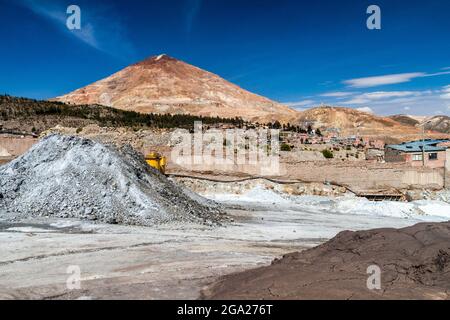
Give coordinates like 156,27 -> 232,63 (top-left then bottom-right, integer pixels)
389,114 -> 450,134
423,115 -> 450,134
298,106 -> 421,136
389,114 -> 421,127
53,54 -> 299,123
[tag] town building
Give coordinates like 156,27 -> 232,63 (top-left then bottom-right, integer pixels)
385,139 -> 449,168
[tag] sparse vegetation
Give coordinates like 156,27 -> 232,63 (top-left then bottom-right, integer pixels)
322,149 -> 334,159
281,143 -> 292,152
0,95 -> 245,133
315,128 -> 322,136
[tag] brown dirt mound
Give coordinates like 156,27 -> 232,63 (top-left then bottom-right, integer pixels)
202,221 -> 450,300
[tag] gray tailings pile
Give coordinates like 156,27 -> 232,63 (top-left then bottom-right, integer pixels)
0,134 -> 224,226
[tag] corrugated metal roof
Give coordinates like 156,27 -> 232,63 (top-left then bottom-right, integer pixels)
386,139 -> 449,153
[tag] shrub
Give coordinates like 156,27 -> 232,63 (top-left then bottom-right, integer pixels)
322,149 -> 334,159
281,143 -> 292,152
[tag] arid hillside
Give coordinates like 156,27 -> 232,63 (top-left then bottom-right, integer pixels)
53,54 -> 299,123
297,106 -> 421,136
390,114 -> 450,135
424,116 -> 450,134
389,114 -> 421,127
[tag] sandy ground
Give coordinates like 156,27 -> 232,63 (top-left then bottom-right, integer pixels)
0,198 -> 428,300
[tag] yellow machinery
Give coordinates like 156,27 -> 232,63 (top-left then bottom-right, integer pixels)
145,152 -> 167,174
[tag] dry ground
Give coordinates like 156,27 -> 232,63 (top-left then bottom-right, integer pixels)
0,201 -> 423,300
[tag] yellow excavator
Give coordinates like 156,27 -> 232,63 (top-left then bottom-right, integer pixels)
145,152 -> 167,175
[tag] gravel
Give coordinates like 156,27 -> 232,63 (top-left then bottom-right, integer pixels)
0,134 -> 224,226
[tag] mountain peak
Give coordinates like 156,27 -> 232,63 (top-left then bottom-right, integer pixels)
134,54 -> 177,66
53,55 -> 298,123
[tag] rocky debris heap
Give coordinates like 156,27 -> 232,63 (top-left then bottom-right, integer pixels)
203,221 -> 450,300
0,134 -> 224,226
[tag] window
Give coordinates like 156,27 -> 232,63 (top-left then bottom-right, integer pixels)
428,153 -> 438,161
412,154 -> 423,161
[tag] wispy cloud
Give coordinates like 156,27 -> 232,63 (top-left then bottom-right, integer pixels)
335,89 -> 450,115
356,107 -> 374,114
342,97 -> 372,105
283,100 -> 315,108
342,91 -> 424,105
286,77 -> 450,115
343,70 -> 450,88
343,73 -> 425,88
441,85 -> 450,99
422,71 -> 450,77
320,91 -> 355,98
185,0 -> 203,35
15,0 -> 135,59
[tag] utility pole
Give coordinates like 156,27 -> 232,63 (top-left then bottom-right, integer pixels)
420,119 -> 432,167
422,124 -> 425,167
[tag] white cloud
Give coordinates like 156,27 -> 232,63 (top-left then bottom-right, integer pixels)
317,88 -> 449,115
387,97 -> 420,104
356,107 -> 374,114
342,91 -> 423,105
284,100 -> 315,108
423,71 -> 450,77
343,73 -> 425,88
343,71 -> 450,88
440,85 -> 450,99
343,98 -> 370,105
16,0 -> 135,58
20,1 -> 98,49
320,92 -> 355,98
359,91 -> 421,100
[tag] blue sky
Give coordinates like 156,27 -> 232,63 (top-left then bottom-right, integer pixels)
0,0 -> 449,115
